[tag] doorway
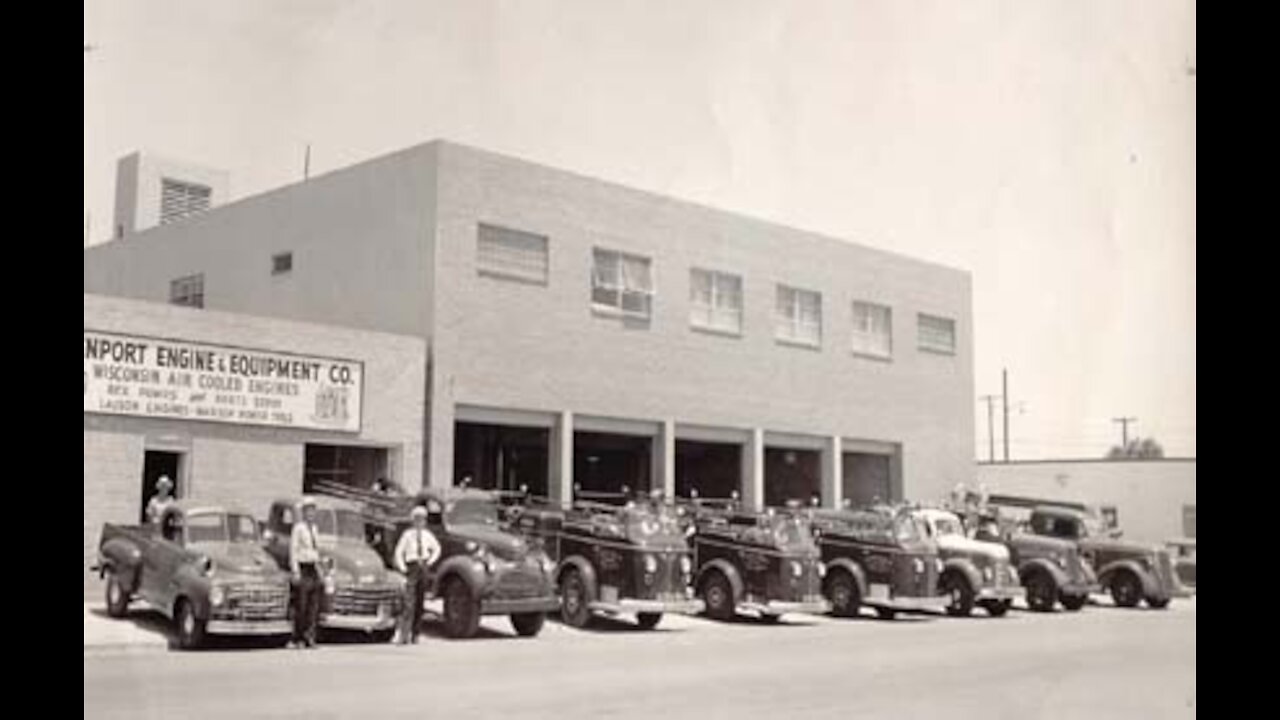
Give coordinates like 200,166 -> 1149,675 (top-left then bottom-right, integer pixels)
140,450 -> 182,523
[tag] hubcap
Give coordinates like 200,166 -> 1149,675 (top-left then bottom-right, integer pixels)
564,580 -> 582,613
707,585 -> 725,609
182,609 -> 194,635
833,584 -> 850,608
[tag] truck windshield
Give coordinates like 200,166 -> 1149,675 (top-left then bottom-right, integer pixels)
315,509 -> 367,540
186,513 -> 259,544
894,515 -> 923,543
624,504 -> 684,541
446,498 -> 499,527
932,515 -> 964,537
770,516 -> 817,550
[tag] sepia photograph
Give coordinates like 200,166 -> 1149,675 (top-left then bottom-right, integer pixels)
83,2 -> 1196,718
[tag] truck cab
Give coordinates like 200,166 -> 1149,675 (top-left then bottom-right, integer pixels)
913,508 -> 1023,617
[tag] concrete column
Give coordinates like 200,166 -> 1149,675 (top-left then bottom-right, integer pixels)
741,428 -> 765,512
653,419 -> 676,500
427,394 -> 455,491
822,435 -> 844,509
549,411 -> 574,508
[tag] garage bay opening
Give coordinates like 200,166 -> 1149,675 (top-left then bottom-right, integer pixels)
453,422 -> 550,498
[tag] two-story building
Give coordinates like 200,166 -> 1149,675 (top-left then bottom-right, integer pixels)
84,140 -> 975,511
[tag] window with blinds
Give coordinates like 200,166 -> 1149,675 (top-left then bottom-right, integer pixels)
690,268 -> 743,335
476,224 -> 550,284
169,274 -> 205,309
917,313 -> 957,354
852,301 -> 893,358
592,248 -> 653,319
160,178 -> 213,225
775,284 -> 822,347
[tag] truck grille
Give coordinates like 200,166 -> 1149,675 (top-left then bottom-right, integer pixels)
330,586 -> 401,615
215,584 -> 289,621
493,570 -> 545,598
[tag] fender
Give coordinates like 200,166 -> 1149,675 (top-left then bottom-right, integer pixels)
432,554 -> 488,597
557,555 -> 599,602
943,557 -> 983,592
824,557 -> 868,598
99,538 -> 144,592
697,558 -> 745,604
1097,559 -> 1160,597
1018,557 -> 1069,589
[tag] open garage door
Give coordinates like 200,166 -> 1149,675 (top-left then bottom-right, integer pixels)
574,431 -> 652,497
764,447 -> 821,508
675,439 -> 741,500
843,452 -> 893,507
454,422 -> 549,498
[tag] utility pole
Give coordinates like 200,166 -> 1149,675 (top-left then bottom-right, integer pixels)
303,144 -> 311,181
1002,368 -> 1010,462
978,395 -> 999,463
1112,417 -> 1138,449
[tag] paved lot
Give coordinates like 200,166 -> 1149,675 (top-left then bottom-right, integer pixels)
84,597 -> 1195,719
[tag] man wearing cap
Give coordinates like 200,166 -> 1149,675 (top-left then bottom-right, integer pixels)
289,497 -> 325,649
146,476 -> 176,525
394,504 -> 442,644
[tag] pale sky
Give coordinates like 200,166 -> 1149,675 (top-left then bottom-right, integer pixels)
83,0 -> 1196,460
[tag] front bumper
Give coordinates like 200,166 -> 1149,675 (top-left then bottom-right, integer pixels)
590,597 -> 705,615
741,596 -> 831,616
976,586 -> 1025,602
321,613 -> 398,631
480,595 -> 561,615
867,594 -> 951,612
205,619 -> 292,636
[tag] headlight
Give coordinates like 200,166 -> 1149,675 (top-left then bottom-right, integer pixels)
209,585 -> 226,607
1052,553 -> 1065,568
465,541 -> 480,554
1008,566 -> 1020,583
198,556 -> 215,577
643,554 -> 659,574
817,561 -> 827,578
913,557 -> 925,574
982,566 -> 994,582
790,560 -> 803,578
935,558 -> 944,574
679,555 -> 693,575
539,555 -> 557,574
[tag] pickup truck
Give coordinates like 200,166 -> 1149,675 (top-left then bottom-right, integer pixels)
93,501 -> 292,649
913,507 -> 1023,617
262,497 -> 405,640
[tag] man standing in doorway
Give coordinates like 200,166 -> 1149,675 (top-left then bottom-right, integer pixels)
394,504 -> 441,644
290,497 -> 325,649
146,475 -> 176,524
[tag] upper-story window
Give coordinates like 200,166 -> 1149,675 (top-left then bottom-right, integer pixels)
591,248 -> 653,319
272,252 -> 293,275
477,223 -> 549,284
160,178 -> 212,225
690,268 -> 743,335
775,284 -> 822,347
169,274 -> 204,308
851,301 -> 892,359
917,313 -> 957,354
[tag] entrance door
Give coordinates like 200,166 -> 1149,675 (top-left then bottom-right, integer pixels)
140,450 -> 182,523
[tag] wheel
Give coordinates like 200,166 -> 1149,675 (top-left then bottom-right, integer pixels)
510,612 -> 546,637
825,570 -> 862,619
1024,571 -> 1057,612
701,571 -> 736,621
1109,572 -> 1142,608
982,599 -> 1012,618
559,569 -> 593,629
758,612 -> 782,624
104,569 -> 130,618
635,612 -> 663,630
441,576 -> 481,638
875,607 -> 897,620
1145,596 -> 1171,610
1060,593 -> 1087,611
941,570 -> 975,617
175,599 -> 207,650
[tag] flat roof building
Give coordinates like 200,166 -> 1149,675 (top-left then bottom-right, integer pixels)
84,140 -> 974,513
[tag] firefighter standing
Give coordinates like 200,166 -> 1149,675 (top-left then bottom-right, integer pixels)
395,505 -> 441,644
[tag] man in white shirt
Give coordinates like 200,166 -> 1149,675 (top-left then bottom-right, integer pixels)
290,497 -> 325,649
145,476 -> 176,525
394,504 -> 442,644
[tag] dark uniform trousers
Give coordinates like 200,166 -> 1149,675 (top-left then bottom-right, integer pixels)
293,563 -> 323,645
401,561 -> 428,641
